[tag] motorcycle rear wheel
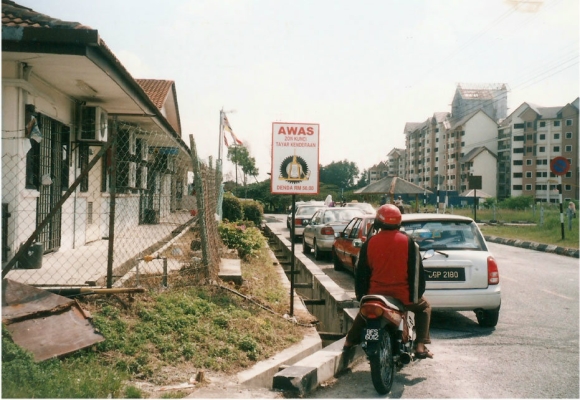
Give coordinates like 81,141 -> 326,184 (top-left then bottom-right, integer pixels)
368,329 -> 395,394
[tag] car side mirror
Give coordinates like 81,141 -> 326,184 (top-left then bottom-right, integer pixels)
353,239 -> 363,248
302,219 -> 310,226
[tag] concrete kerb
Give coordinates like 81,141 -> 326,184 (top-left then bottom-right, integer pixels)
233,245 -> 322,388
484,235 -> 579,258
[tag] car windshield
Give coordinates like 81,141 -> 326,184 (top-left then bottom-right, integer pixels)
400,220 -> 487,251
346,203 -> 375,213
321,208 -> 364,223
296,206 -> 323,216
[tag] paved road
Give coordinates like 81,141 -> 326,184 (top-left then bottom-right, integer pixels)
265,214 -> 580,398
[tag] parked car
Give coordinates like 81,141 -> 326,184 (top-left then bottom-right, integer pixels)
289,204 -> 326,240
286,201 -> 324,229
332,215 -> 375,273
399,213 -> 501,327
344,202 -> 376,215
302,207 -> 365,260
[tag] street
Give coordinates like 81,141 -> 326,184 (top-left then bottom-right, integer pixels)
265,214 -> 580,398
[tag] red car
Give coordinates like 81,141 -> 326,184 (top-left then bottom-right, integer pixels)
332,215 -> 375,274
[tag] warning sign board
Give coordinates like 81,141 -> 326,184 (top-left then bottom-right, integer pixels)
550,156 -> 570,176
270,122 -> 319,195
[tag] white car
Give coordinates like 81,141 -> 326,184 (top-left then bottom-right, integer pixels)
400,213 -> 501,327
286,201 -> 324,229
344,202 -> 376,214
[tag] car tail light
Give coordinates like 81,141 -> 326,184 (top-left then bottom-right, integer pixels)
361,302 -> 384,319
295,218 -> 302,225
320,227 -> 335,235
487,256 -> 500,285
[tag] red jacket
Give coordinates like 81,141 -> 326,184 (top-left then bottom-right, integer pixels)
355,229 -> 425,305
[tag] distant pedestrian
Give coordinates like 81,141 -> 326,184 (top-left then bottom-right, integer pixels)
566,202 -> 576,230
380,194 -> 387,206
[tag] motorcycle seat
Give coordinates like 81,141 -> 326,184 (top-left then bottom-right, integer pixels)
360,294 -> 406,312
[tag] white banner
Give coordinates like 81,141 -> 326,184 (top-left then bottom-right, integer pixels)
270,122 -> 319,195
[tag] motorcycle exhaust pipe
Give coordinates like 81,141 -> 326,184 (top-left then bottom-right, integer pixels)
399,352 -> 412,364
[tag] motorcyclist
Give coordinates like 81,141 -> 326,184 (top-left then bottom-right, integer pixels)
343,204 -> 434,359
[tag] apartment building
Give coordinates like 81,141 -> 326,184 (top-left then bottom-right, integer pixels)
499,98 -> 579,202
386,148 -> 405,177
389,83 -> 579,202
367,161 -> 389,183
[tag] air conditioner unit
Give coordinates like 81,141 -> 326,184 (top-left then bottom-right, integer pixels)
118,161 -> 137,188
79,106 -> 108,142
136,139 -> 148,162
139,166 -> 148,189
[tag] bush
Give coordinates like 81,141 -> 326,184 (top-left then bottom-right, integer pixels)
218,221 -> 266,258
223,192 -> 243,222
242,200 -> 264,226
499,195 -> 534,210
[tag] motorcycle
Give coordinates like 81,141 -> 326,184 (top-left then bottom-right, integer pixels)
357,249 -> 435,394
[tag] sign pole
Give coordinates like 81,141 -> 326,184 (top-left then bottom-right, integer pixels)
474,189 -> 477,222
559,176 -> 564,240
290,194 -> 296,316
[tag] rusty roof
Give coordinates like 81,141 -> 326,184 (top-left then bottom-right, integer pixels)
2,0 -> 92,29
136,79 -> 175,109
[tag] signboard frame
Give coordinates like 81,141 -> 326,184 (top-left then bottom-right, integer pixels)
270,122 -> 320,195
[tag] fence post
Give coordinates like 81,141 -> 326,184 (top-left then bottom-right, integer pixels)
106,117 -> 118,288
189,135 -> 210,271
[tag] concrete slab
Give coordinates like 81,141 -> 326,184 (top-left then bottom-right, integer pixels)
218,258 -> 243,285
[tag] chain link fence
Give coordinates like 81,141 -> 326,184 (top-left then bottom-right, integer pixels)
2,115 -> 223,291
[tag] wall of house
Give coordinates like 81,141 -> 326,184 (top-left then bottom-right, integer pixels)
473,151 -> 497,197
463,112 -> 499,154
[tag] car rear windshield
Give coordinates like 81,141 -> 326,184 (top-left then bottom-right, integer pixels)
323,209 -> 364,222
296,206 -> 323,216
400,220 -> 487,251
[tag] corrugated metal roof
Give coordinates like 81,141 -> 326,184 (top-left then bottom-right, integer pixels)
354,176 -> 432,195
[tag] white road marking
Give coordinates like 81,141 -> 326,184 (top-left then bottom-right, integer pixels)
541,289 -> 575,300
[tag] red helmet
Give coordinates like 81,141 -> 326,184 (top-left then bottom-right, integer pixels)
376,204 -> 402,226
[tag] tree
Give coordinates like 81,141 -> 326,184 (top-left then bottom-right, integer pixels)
319,160 -> 360,189
356,169 -> 369,188
227,145 -> 259,187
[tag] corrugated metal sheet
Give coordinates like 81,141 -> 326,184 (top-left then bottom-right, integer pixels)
2,279 -> 105,362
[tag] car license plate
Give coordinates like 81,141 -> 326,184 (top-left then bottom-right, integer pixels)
425,268 -> 465,281
364,328 -> 380,341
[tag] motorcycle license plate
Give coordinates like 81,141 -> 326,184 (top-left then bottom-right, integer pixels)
364,328 -> 380,341
425,267 -> 465,281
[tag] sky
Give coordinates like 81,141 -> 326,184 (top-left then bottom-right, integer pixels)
21,0 -> 580,182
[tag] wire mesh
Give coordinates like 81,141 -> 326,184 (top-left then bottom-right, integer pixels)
2,115 -> 223,291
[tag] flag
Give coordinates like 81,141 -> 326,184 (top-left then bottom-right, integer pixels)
222,114 -> 243,145
224,134 -> 229,147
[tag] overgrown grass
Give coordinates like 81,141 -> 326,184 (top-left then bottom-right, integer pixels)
1,245 -> 305,398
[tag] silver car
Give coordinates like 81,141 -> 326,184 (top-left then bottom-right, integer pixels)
400,213 -> 501,327
289,204 -> 325,240
302,207 -> 365,260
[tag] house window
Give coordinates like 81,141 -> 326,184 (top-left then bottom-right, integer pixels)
539,121 -> 546,127
566,132 -> 573,139
513,172 -> 523,178
526,172 -> 532,178
514,135 -> 524,141
565,145 -> 572,152
565,184 -> 572,191
566,119 -> 573,126
514,148 -> 524,153
553,146 -> 560,152
554,133 -> 560,140
539,146 -> 546,152
539,134 -> 545,140
526,159 -> 532,165
527,134 -> 533,140
526,122 -> 532,128
513,160 -> 523,165
513,185 -> 522,190
514,123 -> 525,129
525,184 -> 532,190
566,171 -> 572,178
554,120 -> 561,127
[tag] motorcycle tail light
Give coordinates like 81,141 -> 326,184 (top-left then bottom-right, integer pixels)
361,303 -> 384,319
487,256 -> 500,285
320,227 -> 335,235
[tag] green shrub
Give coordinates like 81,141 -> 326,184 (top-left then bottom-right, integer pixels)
223,192 -> 243,222
243,200 -> 264,226
499,195 -> 534,210
218,221 -> 266,258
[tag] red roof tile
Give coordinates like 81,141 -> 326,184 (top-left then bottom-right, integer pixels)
135,79 -> 174,109
2,0 -> 92,29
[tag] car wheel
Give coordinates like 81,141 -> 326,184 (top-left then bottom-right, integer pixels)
314,240 -> 323,260
476,306 -> 500,328
332,248 -> 343,271
302,235 -> 311,254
